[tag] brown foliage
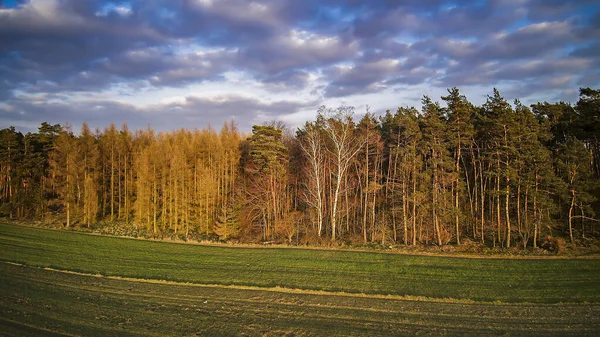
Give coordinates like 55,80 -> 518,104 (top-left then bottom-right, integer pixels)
541,236 -> 567,254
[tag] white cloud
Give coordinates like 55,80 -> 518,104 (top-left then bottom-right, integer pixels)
1,0 -> 597,133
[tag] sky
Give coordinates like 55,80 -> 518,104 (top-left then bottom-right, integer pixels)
0,0 -> 599,133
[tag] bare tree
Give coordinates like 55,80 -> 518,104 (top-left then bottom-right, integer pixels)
322,106 -> 364,242
299,117 -> 326,237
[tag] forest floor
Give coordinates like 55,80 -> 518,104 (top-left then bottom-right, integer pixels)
1,222 -> 600,336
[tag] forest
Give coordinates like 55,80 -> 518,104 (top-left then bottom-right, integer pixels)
1,87 -> 599,249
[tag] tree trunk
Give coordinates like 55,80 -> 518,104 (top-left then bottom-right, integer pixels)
496,156 -> 501,247
523,187 -> 528,249
569,190 -> 576,244
331,172 -> 342,242
412,165 -> 417,246
66,201 -> 70,228
455,138 -> 461,245
363,141 -> 369,243
506,182 -> 511,248
433,148 -> 442,246
402,178 -> 408,245
153,163 -> 157,235
110,142 -> 114,221
479,155 -> 486,244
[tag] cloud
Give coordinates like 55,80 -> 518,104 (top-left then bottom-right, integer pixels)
433,19 -> 595,90
258,69 -> 312,91
323,59 -> 401,97
527,0 -> 599,21
0,0 -> 598,132
0,93 -> 318,133
96,3 -> 133,18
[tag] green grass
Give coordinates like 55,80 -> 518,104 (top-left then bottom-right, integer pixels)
1,223 -> 599,304
1,223 -> 600,336
1,263 -> 598,336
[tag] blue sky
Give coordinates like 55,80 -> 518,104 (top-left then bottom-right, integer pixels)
0,0 -> 598,133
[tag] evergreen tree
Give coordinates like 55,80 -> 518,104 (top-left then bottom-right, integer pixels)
481,89 -> 517,247
357,112 -> 383,243
574,88 -> 600,177
420,96 -> 452,245
381,107 -> 421,244
442,87 -> 475,244
556,137 -> 596,244
242,125 -> 289,240
0,127 -> 23,218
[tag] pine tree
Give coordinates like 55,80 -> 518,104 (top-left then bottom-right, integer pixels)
556,137 -> 596,244
574,88 -> 600,177
442,88 -> 475,244
420,96 -> 452,245
242,124 -> 289,240
357,112 -> 383,243
481,89 -> 517,247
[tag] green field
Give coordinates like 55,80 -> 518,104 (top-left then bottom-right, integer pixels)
1,223 -> 600,335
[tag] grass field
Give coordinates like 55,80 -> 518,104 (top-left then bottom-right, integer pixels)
1,222 -> 600,335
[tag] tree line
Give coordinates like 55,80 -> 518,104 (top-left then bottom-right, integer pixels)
1,87 -> 598,248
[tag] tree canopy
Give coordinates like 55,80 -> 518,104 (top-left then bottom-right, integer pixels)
1,88 -> 598,249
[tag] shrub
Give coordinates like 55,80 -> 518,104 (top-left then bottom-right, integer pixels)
541,236 -> 566,254
343,233 -> 365,247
